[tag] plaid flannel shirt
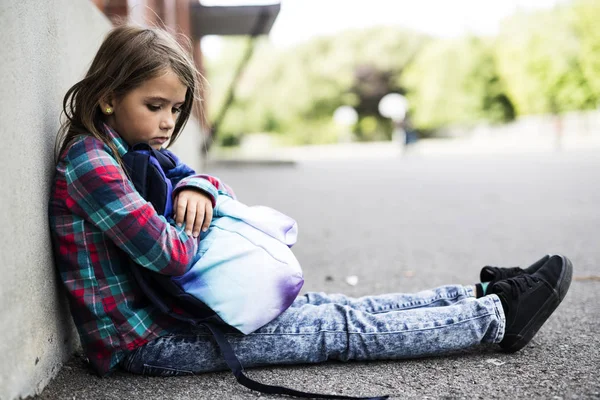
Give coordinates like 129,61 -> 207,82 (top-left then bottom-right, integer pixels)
49,124 -> 230,375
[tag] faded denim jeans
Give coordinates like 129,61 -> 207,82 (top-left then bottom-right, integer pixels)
121,285 -> 505,376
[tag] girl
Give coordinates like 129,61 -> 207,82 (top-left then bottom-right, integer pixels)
49,24 -> 572,396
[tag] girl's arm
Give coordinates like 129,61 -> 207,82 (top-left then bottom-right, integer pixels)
64,139 -> 198,276
162,149 -> 237,204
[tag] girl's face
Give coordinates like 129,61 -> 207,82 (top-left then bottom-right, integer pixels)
103,68 -> 188,150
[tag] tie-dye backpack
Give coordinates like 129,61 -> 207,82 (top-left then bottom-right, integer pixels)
178,194 -> 305,332
122,143 -> 303,335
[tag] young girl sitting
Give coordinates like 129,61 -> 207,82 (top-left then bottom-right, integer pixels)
49,24 -> 572,396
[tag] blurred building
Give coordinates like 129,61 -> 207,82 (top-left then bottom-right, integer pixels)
90,0 -> 280,135
91,0 -> 203,86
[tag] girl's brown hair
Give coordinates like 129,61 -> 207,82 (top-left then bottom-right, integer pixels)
55,24 -> 205,164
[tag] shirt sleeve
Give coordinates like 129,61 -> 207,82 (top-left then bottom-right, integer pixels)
64,139 -> 198,276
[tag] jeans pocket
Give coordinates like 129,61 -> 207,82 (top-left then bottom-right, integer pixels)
142,364 -> 194,376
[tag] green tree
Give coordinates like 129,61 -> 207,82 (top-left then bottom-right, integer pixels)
204,3 -> 600,146
402,36 -> 514,131
205,27 -> 428,145
571,0 -> 600,104
495,6 -> 597,115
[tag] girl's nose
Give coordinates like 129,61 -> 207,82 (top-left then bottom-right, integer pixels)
160,114 -> 175,130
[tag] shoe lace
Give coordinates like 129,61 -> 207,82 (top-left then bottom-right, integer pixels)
485,266 -> 524,280
507,274 -> 540,297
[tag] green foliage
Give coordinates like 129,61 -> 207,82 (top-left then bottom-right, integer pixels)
401,37 -> 515,130
355,116 -> 389,142
495,4 -> 598,115
571,0 -> 600,104
204,3 -> 600,145
206,27 -> 428,145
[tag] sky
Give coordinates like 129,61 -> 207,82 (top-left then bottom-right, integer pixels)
200,0 -> 569,58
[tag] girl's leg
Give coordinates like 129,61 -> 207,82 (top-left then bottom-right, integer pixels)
122,292 -> 504,376
289,285 -> 476,312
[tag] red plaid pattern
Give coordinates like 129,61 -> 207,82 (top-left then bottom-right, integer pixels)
49,125 -> 226,375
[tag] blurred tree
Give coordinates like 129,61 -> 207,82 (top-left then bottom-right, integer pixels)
571,0 -> 600,104
495,6 -> 597,115
204,3 -> 600,146
351,65 -> 399,141
205,27 -> 428,145
401,36 -> 514,130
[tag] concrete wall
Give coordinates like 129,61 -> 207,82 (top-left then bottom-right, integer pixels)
0,2 -> 111,399
0,2 -> 206,397
0,1 -> 207,398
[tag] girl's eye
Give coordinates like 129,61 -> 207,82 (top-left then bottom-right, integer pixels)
147,105 -> 161,111
173,107 -> 182,114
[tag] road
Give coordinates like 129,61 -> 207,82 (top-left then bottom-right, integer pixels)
39,149 -> 600,399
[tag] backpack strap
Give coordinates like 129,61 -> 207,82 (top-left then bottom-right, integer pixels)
123,150 -> 150,199
204,323 -> 389,400
132,257 -> 388,399
122,143 -> 175,216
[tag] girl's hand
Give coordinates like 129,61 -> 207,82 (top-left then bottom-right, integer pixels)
173,189 -> 213,238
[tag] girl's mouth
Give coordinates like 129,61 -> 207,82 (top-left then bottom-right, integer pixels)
152,137 -> 169,145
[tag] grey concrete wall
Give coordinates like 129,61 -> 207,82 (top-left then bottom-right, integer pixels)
0,2 -> 111,399
0,2 -> 207,398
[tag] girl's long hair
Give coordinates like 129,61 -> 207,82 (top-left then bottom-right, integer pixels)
55,24 -> 205,165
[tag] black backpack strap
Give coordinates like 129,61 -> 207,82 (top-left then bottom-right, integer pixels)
132,263 -> 388,399
130,264 -> 172,315
122,150 -> 150,200
152,148 -> 178,171
123,144 -> 174,216
204,323 -> 389,400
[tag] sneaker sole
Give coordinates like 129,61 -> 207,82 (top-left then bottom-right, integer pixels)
500,255 -> 573,353
555,255 -> 573,303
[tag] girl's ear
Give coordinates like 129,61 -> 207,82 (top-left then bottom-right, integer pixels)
99,95 -> 116,115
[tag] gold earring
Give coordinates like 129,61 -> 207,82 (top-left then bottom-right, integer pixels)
105,107 -> 113,115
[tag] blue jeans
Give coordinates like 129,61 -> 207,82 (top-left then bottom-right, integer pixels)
121,285 -> 505,376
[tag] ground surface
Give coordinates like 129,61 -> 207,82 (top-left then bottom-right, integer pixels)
38,149 -> 600,399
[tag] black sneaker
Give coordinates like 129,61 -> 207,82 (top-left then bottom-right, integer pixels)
480,255 -> 551,285
489,254 -> 573,353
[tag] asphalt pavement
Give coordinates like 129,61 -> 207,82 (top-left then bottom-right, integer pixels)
38,149 -> 600,399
